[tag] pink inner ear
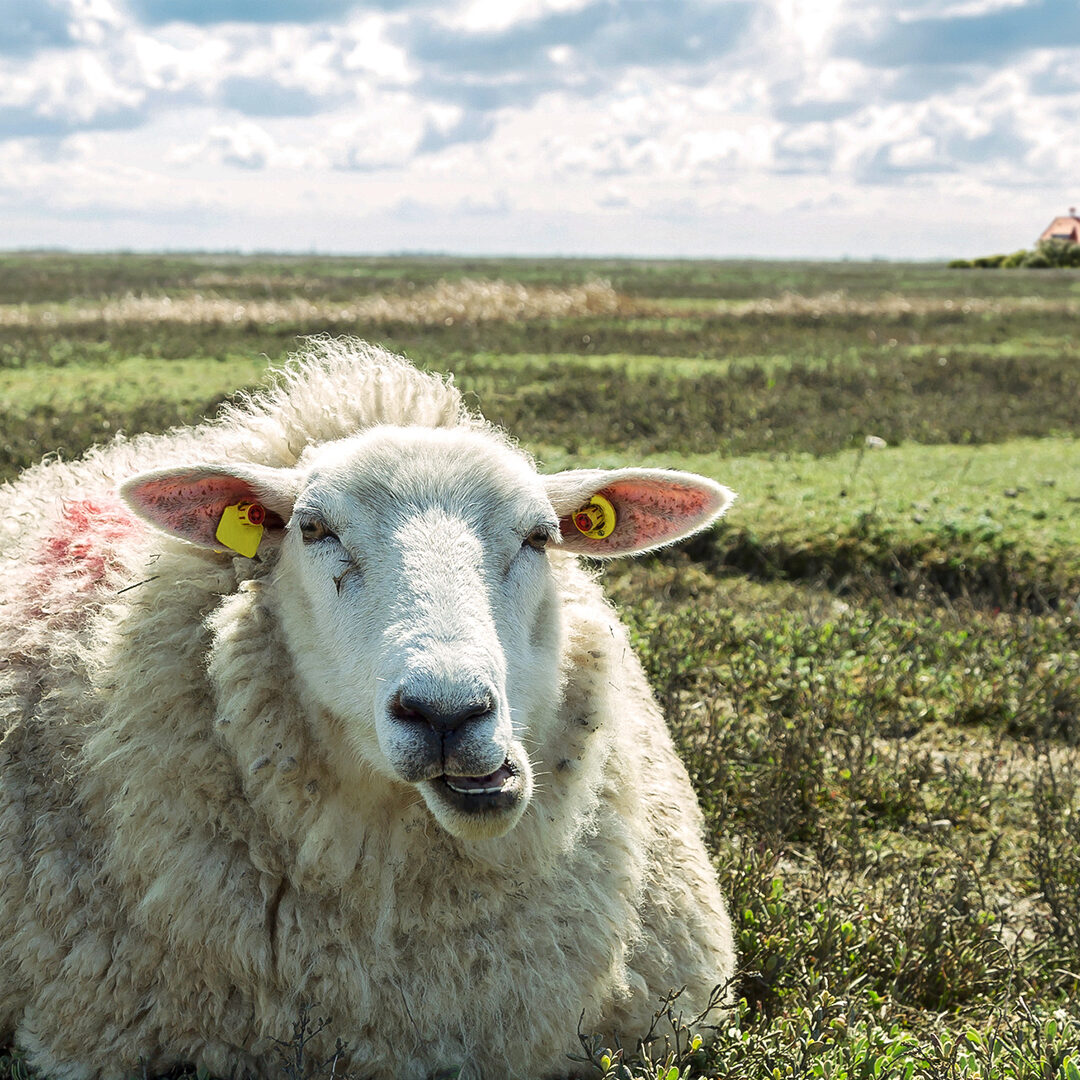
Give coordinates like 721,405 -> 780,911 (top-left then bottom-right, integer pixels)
560,479 -> 715,554
126,472 -> 265,548
608,478 -> 712,547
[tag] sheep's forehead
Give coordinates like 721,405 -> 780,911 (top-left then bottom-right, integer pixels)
300,426 -> 548,529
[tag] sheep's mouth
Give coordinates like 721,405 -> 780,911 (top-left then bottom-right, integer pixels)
433,760 -> 520,813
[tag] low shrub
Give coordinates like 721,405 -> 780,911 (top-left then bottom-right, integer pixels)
954,238 -> 1080,270
1029,238 -> 1080,268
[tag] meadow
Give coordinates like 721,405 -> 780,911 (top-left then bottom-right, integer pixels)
1,252 -> 1079,1079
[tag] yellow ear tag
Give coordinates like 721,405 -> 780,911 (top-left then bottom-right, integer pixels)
216,502 -> 266,558
571,494 -> 617,540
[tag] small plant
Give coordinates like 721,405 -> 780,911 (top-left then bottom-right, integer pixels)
271,1008 -> 351,1080
1029,750 -> 1080,953
573,983 -> 733,1079
0,1050 -> 30,1080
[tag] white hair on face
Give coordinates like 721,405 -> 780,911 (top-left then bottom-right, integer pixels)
0,337 -> 736,1080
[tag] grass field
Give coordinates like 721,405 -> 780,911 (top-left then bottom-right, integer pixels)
1,252 -> 1079,1079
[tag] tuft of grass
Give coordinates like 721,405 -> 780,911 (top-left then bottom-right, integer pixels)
1030,752 -> 1080,953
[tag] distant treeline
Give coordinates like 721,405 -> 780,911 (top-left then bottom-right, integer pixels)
950,236 -> 1080,269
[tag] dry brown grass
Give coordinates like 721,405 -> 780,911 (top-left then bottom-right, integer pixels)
0,278 -> 626,329
6,278 -> 1077,330
700,290 -> 1080,319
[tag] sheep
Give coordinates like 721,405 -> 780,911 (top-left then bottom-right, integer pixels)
0,338 -> 737,1080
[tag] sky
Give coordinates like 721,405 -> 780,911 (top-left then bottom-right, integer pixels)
1,0 -> 1078,259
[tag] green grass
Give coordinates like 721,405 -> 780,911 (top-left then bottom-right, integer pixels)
2,252 -> 1080,1079
0,354 -> 270,413
620,439 -> 1080,611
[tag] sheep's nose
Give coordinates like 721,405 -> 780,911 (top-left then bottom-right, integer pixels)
389,689 -> 496,734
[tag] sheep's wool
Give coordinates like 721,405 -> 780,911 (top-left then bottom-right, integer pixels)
0,340 -> 735,1080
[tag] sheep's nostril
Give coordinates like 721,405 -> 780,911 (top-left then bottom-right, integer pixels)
389,690 -> 495,734
388,694 -> 424,724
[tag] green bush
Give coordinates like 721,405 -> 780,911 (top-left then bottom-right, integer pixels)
1029,237 -> 1080,268
951,239 -> 1080,270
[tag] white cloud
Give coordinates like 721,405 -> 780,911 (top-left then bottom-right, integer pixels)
448,0 -> 596,33
326,103 -> 429,170
0,0 -> 1078,255
67,0 -> 127,46
339,14 -> 413,81
128,30 -> 231,93
772,0 -> 845,56
172,120 -> 275,169
0,48 -> 147,136
886,135 -> 938,170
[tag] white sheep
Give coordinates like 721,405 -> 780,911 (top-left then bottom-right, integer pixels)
0,339 -> 737,1080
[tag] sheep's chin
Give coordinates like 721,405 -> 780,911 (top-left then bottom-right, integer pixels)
417,753 -> 533,840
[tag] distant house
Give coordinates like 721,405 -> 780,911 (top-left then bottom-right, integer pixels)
1039,208 -> 1080,244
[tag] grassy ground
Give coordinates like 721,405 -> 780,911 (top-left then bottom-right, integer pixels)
1,253 -> 1079,1079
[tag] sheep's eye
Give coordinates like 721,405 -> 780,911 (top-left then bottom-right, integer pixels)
299,518 -> 336,544
524,529 -> 552,552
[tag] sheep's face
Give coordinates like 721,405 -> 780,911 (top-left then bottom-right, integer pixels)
122,419 -> 734,843
272,427 -> 561,840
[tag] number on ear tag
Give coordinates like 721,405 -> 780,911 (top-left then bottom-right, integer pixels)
216,502 -> 265,558
571,494 -> 617,540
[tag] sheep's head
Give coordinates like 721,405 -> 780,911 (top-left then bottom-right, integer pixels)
121,425 -> 734,842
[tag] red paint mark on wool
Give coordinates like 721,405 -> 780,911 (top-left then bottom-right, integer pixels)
21,497 -> 145,627
38,498 -> 142,583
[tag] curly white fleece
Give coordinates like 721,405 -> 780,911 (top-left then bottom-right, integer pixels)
0,338 -> 734,1080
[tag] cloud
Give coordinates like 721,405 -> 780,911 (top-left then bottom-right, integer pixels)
0,47 -> 152,142
325,100 -> 433,170
0,104 -> 145,140
839,0 -> 1080,68
127,0 -> 367,27
942,113 -> 1032,166
425,0 -> 756,69
408,73 -> 582,113
772,99 -> 861,124
850,95 -> 1039,184
1029,55 -> 1080,94
773,123 -> 837,174
0,0 -> 77,55
856,142 -> 948,182
218,75 -> 344,117
0,135 -> 227,233
172,118 -> 334,170
402,0 -> 759,109
878,63 -> 983,102
416,109 -> 497,153
2,0 -> 1077,258
177,120 -> 276,168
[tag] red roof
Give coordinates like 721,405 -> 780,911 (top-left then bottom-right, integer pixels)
1039,215 -> 1080,244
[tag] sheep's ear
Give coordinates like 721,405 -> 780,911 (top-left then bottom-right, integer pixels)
544,468 -> 735,557
120,464 -> 300,554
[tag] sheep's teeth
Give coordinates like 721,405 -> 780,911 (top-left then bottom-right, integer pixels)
443,762 -> 514,796
447,781 -> 504,795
